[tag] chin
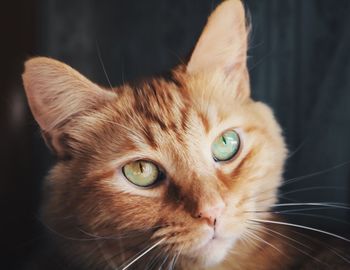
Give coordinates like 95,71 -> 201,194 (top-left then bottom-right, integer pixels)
186,237 -> 237,268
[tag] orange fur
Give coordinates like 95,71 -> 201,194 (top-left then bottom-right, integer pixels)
24,1 -> 347,270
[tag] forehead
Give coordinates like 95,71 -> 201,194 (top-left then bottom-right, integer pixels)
102,77 -> 212,165
131,78 -> 190,141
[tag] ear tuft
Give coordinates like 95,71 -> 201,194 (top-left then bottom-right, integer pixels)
22,57 -> 114,132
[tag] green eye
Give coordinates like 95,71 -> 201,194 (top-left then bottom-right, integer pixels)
122,160 -> 161,187
211,130 -> 240,162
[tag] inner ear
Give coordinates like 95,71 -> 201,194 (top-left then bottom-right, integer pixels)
22,57 -> 115,133
42,130 -> 72,160
22,57 -> 116,158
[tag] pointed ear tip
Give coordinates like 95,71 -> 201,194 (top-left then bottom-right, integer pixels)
22,57 -> 71,86
221,0 -> 244,8
22,57 -> 61,93
24,56 -> 60,71
23,57 -> 46,79
215,0 -> 245,16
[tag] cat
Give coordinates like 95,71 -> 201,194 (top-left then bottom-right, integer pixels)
22,0 -> 349,269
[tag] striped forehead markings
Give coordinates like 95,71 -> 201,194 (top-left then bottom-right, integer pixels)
129,80 -> 191,150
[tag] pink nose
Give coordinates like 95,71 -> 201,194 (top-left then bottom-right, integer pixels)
196,200 -> 225,227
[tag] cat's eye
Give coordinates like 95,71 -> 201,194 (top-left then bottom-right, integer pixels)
211,130 -> 240,162
122,160 -> 161,187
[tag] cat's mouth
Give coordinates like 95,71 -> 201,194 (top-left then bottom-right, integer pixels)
193,221 -> 235,250
184,226 -> 233,253
195,231 -> 233,252
184,234 -> 236,267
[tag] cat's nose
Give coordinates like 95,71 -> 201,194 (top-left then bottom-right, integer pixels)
196,200 -> 225,227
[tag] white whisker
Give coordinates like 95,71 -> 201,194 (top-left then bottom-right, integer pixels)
280,226 -> 350,264
158,253 -> 169,270
173,246 -> 183,269
249,219 -> 350,242
329,250 -> 350,264
250,224 -> 326,266
287,139 -> 307,159
245,161 -> 350,204
282,161 -> 350,187
96,42 -> 114,91
274,212 -> 350,226
272,202 -> 350,210
245,228 -> 286,256
240,230 -> 261,250
120,238 -> 165,270
281,186 -> 347,196
251,224 -> 312,250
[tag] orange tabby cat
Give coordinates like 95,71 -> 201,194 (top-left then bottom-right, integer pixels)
22,0 -> 349,269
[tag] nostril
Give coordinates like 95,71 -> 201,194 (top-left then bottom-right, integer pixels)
195,200 -> 225,226
195,212 -> 219,227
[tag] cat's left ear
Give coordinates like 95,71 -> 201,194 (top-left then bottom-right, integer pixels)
22,57 -> 115,158
187,0 -> 249,96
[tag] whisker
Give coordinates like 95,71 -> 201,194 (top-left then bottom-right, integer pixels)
97,241 -> 118,270
280,186 -> 347,196
287,138 -> 308,159
277,206 -> 348,213
246,203 -> 350,214
279,226 -> 350,264
251,194 -> 297,205
243,160 -> 350,205
100,242 -> 142,269
145,247 -> 166,270
252,224 -> 312,250
96,42 -> 114,91
167,256 -> 175,270
272,202 -> 350,210
165,48 -> 186,66
240,230 -> 261,250
120,238 -> 165,270
65,245 -> 100,270
249,224 -> 327,266
158,253 -> 170,270
169,252 -> 179,270
273,212 -> 350,226
78,225 -> 164,241
39,221 -> 100,242
239,185 -> 281,205
245,228 -> 286,256
172,246 -> 183,269
248,52 -> 271,72
327,248 -> 350,264
278,195 -> 299,202
249,219 -> 350,242
282,160 -> 350,187
246,206 -> 341,214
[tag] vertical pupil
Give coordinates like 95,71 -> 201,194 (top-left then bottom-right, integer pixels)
222,136 -> 227,145
139,162 -> 143,173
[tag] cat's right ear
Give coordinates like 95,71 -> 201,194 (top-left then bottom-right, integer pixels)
22,57 -> 115,156
187,0 -> 249,98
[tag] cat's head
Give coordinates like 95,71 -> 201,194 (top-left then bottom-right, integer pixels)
23,0 -> 286,268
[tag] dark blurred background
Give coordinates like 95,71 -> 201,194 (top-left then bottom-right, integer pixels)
1,0 -> 349,269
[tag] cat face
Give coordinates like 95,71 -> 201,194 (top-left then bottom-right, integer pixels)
22,0 -> 286,268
